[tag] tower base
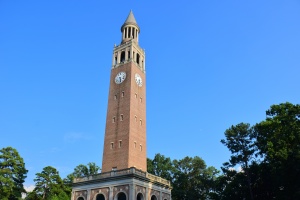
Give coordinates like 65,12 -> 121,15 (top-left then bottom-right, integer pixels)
72,167 -> 172,200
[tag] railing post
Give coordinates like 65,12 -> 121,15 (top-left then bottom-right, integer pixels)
130,167 -> 135,174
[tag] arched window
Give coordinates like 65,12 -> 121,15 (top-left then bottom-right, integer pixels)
128,28 -> 131,39
151,195 -> 157,200
117,192 -> 126,200
96,194 -> 105,200
136,53 -> 140,64
78,197 -> 84,200
132,27 -> 135,38
137,193 -> 144,200
121,51 -> 125,62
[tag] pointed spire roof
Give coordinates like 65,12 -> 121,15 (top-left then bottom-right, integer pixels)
121,10 -> 140,32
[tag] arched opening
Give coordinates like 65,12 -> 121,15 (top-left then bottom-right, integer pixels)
137,193 -> 144,200
120,51 -> 125,62
78,197 -> 84,200
136,53 -> 140,64
151,195 -> 157,200
117,192 -> 126,200
132,27 -> 135,38
128,28 -> 131,39
96,194 -> 105,200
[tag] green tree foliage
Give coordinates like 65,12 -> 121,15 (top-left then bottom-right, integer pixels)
255,102 -> 300,199
0,146 -> 28,200
220,102 -> 300,199
147,153 -> 174,181
148,154 -> 219,200
72,162 -> 100,178
27,166 -> 69,200
64,162 -> 100,185
63,162 -> 100,197
172,156 -> 219,200
221,123 -> 255,200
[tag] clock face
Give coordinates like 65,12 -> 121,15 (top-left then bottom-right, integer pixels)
135,73 -> 143,87
115,72 -> 126,84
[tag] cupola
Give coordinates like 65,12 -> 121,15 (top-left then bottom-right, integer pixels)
121,10 -> 140,44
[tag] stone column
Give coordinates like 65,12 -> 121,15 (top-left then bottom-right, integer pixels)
145,187 -> 149,200
129,184 -> 135,200
112,52 -> 116,67
160,190 -> 162,200
109,186 -> 114,200
87,189 -> 91,200
71,190 -> 74,200
125,48 -> 128,61
130,46 -> 133,61
117,51 -> 120,64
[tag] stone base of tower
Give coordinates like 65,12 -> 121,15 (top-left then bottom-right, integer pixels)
72,167 -> 172,200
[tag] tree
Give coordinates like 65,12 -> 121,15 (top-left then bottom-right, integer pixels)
255,102 -> 300,199
172,156 -> 218,200
0,146 -> 28,200
63,162 -> 101,197
221,123 -> 255,200
32,166 -> 68,200
147,154 -> 174,181
72,162 -> 100,178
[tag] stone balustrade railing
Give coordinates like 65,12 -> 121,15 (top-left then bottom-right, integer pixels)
73,167 -> 170,187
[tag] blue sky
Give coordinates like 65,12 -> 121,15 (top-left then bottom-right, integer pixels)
1,1 -> 299,188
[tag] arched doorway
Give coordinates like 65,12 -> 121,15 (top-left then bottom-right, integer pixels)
117,192 -> 126,200
137,193 -> 144,200
151,195 -> 157,200
78,197 -> 84,200
96,193 -> 105,200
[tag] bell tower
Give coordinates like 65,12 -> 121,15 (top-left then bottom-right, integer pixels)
72,11 -> 171,200
102,10 -> 146,172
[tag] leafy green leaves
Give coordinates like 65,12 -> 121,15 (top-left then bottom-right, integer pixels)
0,147 -> 27,200
220,102 -> 300,199
148,154 -> 219,200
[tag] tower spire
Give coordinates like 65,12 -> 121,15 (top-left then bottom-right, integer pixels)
121,10 -> 139,30
121,10 -> 140,43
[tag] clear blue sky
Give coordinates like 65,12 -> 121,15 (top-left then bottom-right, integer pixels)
1,1 -> 299,188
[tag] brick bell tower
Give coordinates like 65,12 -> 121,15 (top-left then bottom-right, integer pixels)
102,10 -> 146,173
72,11 -> 172,200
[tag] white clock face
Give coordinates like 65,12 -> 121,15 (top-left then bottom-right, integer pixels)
135,73 -> 143,87
115,72 -> 126,84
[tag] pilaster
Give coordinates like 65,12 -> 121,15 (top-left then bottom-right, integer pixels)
109,186 -> 113,200
87,189 -> 91,200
